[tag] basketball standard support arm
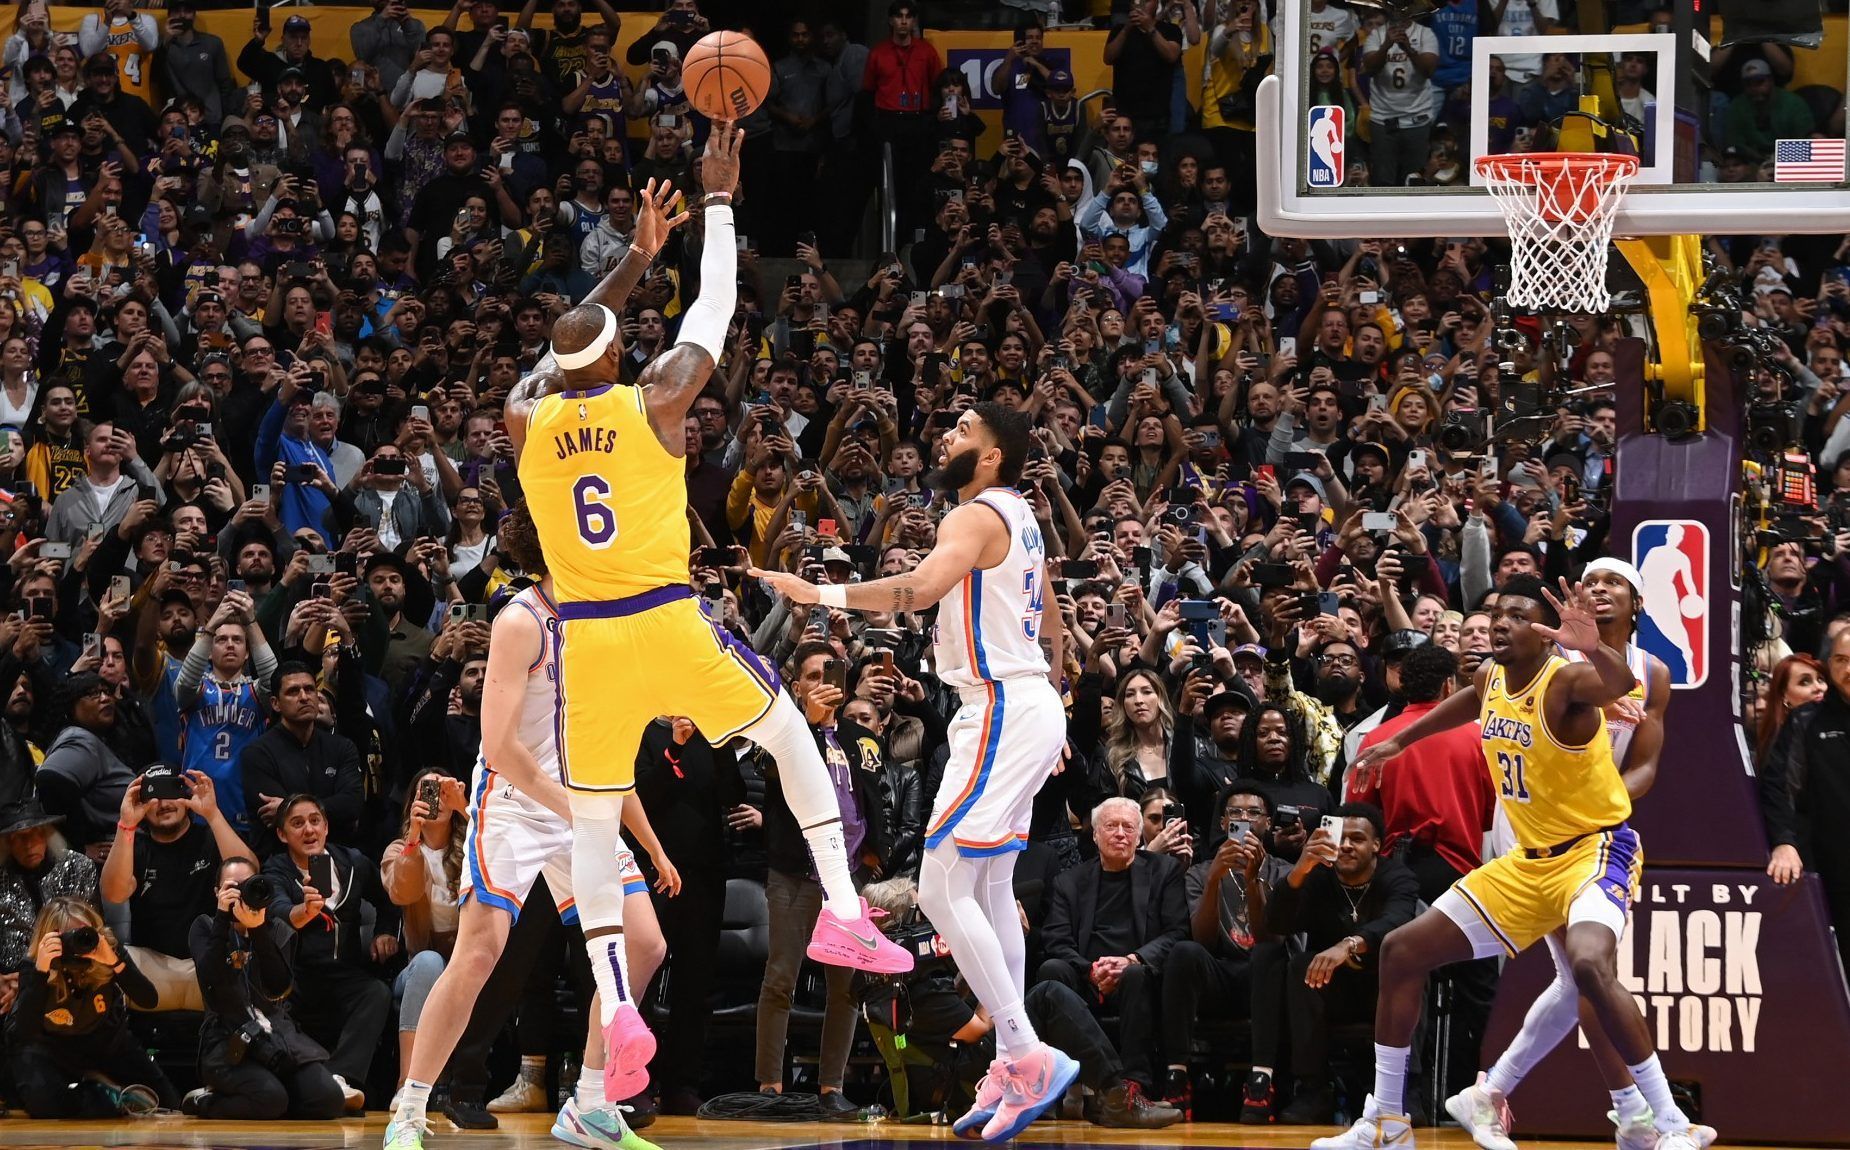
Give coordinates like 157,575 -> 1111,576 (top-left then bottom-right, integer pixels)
1614,234 -> 1707,420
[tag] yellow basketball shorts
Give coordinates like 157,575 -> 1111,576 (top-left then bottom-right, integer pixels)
1437,823 -> 1643,957
554,585 -> 781,792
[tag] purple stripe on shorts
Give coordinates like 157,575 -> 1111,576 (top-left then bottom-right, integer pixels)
1596,823 -> 1640,910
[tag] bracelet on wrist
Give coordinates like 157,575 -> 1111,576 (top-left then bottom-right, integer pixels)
116,820 -> 137,833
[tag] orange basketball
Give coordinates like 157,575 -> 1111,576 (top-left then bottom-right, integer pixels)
682,31 -> 770,121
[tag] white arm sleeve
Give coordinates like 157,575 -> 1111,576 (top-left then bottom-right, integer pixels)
676,203 -> 735,362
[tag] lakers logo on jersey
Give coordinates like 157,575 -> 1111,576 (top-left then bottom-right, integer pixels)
1479,657 -> 1631,851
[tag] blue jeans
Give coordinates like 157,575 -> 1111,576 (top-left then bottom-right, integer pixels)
394,949 -> 447,1032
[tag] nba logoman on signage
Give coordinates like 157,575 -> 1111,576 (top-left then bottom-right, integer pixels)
1307,105 -> 1344,188
1630,520 -> 1709,689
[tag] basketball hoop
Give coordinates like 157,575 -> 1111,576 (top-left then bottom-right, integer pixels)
1475,152 -> 1639,314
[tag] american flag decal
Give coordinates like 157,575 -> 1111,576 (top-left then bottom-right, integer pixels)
1774,138 -> 1846,182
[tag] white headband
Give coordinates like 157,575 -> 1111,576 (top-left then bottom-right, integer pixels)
552,305 -> 618,370
1583,557 -> 1643,595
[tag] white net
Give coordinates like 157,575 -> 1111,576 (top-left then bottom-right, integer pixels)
1475,153 -> 1638,314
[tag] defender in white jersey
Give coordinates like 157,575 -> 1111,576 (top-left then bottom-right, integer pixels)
389,509 -> 675,1150
754,404 -> 1078,1143
1451,560 -> 1711,1150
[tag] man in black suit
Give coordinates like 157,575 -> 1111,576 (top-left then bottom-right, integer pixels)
1035,796 -> 1189,1095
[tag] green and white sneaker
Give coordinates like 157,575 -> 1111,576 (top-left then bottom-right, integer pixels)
384,1115 -> 429,1150
1609,1108 -> 1658,1150
552,1096 -> 662,1150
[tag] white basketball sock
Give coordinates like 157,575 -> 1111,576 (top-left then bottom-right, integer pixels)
577,1062 -> 606,1109
570,792 -> 633,1027
743,695 -> 857,916
394,1079 -> 432,1125
1610,1084 -> 1648,1122
1370,1044 -> 1411,1117
919,844 -> 1040,1058
1626,1056 -> 1691,1131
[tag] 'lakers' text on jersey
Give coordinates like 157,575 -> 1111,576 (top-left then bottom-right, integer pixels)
1480,656 -> 1632,851
520,382 -> 689,602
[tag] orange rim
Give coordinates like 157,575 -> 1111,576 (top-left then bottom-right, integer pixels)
1473,151 -> 1640,185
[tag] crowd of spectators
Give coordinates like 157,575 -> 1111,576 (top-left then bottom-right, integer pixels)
0,0 -> 1838,1132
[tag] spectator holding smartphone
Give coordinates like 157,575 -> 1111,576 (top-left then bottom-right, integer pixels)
262,793 -> 395,1111
752,640 -> 890,1115
100,765 -> 252,1011
9,895 -> 176,1116
175,588 -> 276,836
381,770 -> 466,1096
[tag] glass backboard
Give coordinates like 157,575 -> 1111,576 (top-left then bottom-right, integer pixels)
1257,0 -> 1850,238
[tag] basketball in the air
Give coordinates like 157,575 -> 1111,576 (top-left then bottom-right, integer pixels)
682,31 -> 769,121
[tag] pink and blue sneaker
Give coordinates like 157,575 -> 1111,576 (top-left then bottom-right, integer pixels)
951,1063 -> 1008,1139
806,897 -> 915,974
980,1044 -> 1081,1142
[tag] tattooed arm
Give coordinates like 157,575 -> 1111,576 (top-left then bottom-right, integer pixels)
752,501 -> 1011,614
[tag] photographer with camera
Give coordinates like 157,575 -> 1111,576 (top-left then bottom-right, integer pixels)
9,894 -> 176,1116
101,765 -> 252,1011
188,855 -> 346,1119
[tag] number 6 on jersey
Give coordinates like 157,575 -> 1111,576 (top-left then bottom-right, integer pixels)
573,474 -> 618,547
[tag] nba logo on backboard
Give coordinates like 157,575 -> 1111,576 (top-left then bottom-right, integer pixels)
1308,106 -> 1344,188
1632,520 -> 1709,689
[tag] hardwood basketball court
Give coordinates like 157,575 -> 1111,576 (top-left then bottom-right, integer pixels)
0,1114 -> 1811,1150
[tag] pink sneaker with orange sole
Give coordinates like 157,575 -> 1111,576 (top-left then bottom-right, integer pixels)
806,898 -> 915,974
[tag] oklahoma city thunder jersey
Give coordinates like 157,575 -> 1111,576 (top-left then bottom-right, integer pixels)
520,383 -> 688,602
1479,656 -> 1632,851
1562,642 -> 1650,765
932,488 -> 1048,690
180,677 -> 263,835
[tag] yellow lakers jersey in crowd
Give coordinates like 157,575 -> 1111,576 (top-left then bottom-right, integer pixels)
1478,656 -> 1632,851
521,383 -> 689,602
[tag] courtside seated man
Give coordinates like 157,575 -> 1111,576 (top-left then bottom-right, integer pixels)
504,121 -> 912,1103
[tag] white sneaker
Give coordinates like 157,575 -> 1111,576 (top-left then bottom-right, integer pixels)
333,1074 -> 366,1113
1609,1108 -> 1658,1150
1446,1074 -> 1516,1150
1654,1128 -> 1710,1150
488,1072 -> 549,1113
1309,1099 -> 1415,1150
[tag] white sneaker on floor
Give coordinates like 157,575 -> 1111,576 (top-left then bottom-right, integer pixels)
1309,1099 -> 1415,1150
1446,1073 -> 1516,1150
333,1074 -> 366,1113
1609,1108 -> 1658,1150
488,1073 -> 549,1113
1654,1128 -> 1711,1150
